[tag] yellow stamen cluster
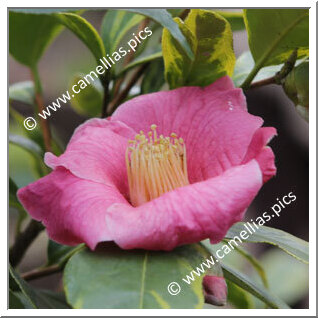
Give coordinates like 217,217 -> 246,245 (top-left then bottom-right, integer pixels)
125,124 -> 189,206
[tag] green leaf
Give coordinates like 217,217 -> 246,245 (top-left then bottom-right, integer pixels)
47,240 -> 85,266
241,9 -> 309,88
16,289 -> 70,309
9,11 -> 105,68
10,8 -> 76,14
224,242 -> 268,288
9,266 -> 70,308
283,60 -> 309,121
221,263 -> 289,309
244,9 -> 309,67
226,280 -> 254,308
9,134 -> 43,159
9,107 -> 45,156
9,266 -> 37,308
9,177 -> 22,210
232,51 -> 282,87
9,11 -> 64,67
225,222 -> 309,264
33,289 -> 71,309
216,11 -> 245,31
69,74 -> 103,117
9,290 -> 25,309
119,51 -> 163,77
101,10 -> 144,56
9,81 -> 35,105
167,9 -> 185,17
51,13 -> 106,64
126,9 -> 194,60
9,133 -> 47,177
253,248 -> 308,306
162,9 -> 235,88
64,244 -> 210,309
141,59 -> 165,93
9,177 -> 27,236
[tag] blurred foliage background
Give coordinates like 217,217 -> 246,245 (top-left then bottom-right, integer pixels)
9,9 -> 309,309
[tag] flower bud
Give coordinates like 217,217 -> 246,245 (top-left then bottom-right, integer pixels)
203,275 -> 228,306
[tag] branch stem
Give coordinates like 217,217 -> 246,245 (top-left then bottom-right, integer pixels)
31,67 -> 52,152
107,63 -> 149,116
101,76 -> 110,118
21,264 -> 61,281
249,76 -> 276,89
249,49 -> 298,90
9,219 -> 44,267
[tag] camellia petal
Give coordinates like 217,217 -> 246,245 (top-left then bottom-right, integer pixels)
105,160 -> 263,250
242,127 -> 277,182
17,167 -> 128,249
18,76 -> 276,252
111,76 -> 263,183
44,120 -> 136,197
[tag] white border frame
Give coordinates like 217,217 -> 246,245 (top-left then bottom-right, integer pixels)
3,0 -> 316,316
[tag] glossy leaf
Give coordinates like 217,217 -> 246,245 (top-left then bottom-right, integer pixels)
226,280 -> 254,308
9,11 -> 63,67
167,9 -> 184,17
69,74 -> 103,117
225,222 -> 309,263
221,263 -> 289,309
9,11 -> 105,68
9,81 -> 35,105
216,11 -> 245,31
9,134 -> 43,159
141,59 -> 165,93
126,9 -> 194,60
10,266 -> 70,309
10,9 -> 75,14
101,10 -> 144,55
9,266 -> 37,308
47,240 -> 84,266
232,51 -> 282,87
226,242 -> 268,288
9,107 -> 62,156
9,177 -> 23,211
64,244 -> 210,309
162,9 -> 235,88
253,248 -> 308,306
14,289 -> 70,309
9,134 -> 47,177
9,107 -> 46,154
244,9 -> 309,67
283,60 -> 309,121
51,13 -> 105,63
32,290 -> 71,309
9,290 -> 25,309
9,177 -> 27,236
118,51 -> 162,77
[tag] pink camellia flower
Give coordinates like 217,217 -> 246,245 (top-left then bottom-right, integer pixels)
18,76 -> 276,251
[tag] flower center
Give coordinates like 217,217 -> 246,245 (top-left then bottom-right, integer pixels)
125,124 -> 189,206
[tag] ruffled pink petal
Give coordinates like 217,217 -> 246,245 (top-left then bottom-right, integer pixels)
45,120 -> 136,197
17,167 -> 127,249
105,160 -> 262,251
203,276 -> 227,306
242,127 -> 277,182
111,76 -> 263,183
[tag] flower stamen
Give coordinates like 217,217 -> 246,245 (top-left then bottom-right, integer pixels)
126,124 -> 189,206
